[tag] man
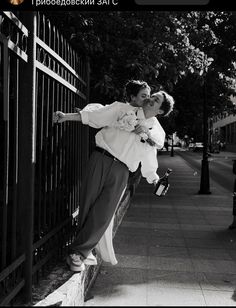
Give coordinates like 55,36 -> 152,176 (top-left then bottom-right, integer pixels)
53,91 -> 174,271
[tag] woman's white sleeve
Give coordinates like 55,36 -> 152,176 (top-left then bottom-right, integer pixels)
80,101 -> 121,129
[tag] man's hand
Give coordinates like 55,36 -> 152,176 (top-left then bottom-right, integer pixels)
53,111 -> 66,124
153,178 -> 159,186
133,124 -> 150,136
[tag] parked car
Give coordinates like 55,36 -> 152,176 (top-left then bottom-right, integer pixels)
193,142 -> 204,152
188,143 -> 195,150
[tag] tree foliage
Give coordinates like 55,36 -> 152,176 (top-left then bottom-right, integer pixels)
46,10 -> 236,139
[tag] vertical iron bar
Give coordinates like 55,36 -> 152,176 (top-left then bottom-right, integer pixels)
45,75 -> 51,230
41,73 -> 46,231
66,88 -> 70,216
74,92 -> 79,208
50,78 -> 56,225
35,70 -> 41,240
55,82 -> 60,219
69,88 -> 72,214
18,12 -> 37,304
58,82 -> 63,220
72,89 -> 75,214
85,56 -> 91,163
71,93 -> 77,212
61,87 -> 66,217
11,56 -> 19,260
2,33 -> 10,271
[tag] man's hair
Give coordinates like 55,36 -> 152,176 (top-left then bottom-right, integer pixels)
152,90 -> 175,117
124,80 -> 150,102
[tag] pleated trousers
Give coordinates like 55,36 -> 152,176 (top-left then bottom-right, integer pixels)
69,150 -> 129,258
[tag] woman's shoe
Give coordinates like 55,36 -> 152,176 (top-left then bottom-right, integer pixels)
66,254 -> 85,272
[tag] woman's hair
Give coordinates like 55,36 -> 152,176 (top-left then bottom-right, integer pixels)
124,80 -> 150,102
153,90 -> 175,117
9,0 -> 24,4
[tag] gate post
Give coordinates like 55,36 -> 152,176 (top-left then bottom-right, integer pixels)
18,12 -> 37,304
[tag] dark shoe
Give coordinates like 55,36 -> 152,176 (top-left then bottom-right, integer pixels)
66,254 -> 85,272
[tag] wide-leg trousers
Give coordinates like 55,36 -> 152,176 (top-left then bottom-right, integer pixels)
69,150 -> 129,258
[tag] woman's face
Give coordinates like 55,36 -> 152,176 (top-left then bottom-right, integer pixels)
131,87 -> 150,107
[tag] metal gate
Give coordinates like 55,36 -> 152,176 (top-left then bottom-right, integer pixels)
0,11 -> 90,305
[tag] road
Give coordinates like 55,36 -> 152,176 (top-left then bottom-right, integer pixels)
176,149 -> 236,193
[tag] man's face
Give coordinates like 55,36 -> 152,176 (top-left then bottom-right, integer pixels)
131,87 -> 150,107
149,92 -> 165,115
143,92 -> 165,118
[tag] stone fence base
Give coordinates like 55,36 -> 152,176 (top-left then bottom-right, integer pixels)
33,190 -> 131,306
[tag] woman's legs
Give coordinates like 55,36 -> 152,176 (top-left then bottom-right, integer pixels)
69,151 -> 129,259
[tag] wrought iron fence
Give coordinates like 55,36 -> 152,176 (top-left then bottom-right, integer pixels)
0,11 -> 90,305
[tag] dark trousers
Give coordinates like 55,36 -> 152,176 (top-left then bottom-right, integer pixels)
69,151 -> 129,258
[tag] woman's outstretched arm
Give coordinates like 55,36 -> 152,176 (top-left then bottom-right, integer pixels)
53,111 -> 82,124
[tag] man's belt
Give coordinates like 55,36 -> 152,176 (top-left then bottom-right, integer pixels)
95,146 -> 121,163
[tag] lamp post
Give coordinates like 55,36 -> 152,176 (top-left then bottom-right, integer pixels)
170,133 -> 174,157
198,54 -> 213,194
209,118 -> 213,153
228,159 -> 236,229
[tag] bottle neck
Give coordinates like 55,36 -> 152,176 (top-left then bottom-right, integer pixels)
164,169 -> 172,178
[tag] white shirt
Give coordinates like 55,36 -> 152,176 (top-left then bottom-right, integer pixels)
80,101 -> 166,183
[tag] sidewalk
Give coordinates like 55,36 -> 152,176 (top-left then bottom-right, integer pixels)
85,152 -> 236,306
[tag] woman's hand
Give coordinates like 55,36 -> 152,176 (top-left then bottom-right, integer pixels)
53,111 -> 66,124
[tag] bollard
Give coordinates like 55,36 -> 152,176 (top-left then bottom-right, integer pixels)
228,159 -> 236,230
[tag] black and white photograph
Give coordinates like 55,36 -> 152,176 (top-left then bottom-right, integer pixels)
1,2 -> 236,306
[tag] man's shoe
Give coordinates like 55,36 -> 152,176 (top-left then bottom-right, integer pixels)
83,252 -> 97,266
66,254 -> 85,272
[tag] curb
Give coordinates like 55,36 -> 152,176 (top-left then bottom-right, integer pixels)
33,190 -> 131,306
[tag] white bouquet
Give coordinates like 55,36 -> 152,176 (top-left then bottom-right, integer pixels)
114,110 -> 138,132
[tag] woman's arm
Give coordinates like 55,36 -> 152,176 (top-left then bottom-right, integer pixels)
53,101 -> 122,128
53,111 -> 82,124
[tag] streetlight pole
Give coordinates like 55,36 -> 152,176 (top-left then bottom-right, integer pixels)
199,55 -> 211,194
170,133 -> 174,157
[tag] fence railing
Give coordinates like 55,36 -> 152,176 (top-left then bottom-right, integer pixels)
0,11 -> 90,305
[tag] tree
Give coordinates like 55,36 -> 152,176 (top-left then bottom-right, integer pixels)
46,11 -> 236,138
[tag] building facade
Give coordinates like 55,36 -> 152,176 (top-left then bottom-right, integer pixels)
210,112 -> 236,153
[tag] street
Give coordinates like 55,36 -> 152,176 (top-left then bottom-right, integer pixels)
177,150 -> 236,193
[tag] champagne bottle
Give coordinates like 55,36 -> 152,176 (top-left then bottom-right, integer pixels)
154,168 -> 173,196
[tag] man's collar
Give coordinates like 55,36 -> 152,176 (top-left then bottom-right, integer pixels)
136,108 -> 145,120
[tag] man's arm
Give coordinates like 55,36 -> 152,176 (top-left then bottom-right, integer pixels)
145,118 -> 165,149
140,149 -> 160,184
